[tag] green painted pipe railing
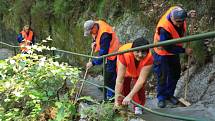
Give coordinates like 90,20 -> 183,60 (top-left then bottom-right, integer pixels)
0,41 -> 97,59
100,31 -> 215,58
1,31 -> 215,59
1,30 -> 215,121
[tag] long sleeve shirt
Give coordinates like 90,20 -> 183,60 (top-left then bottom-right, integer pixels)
159,15 -> 186,54
92,32 -> 116,72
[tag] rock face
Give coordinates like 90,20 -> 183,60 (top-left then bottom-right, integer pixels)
0,22 -> 17,60
81,75 -> 104,101
0,48 -> 14,60
114,14 -> 149,43
0,23 -> 17,45
175,55 -> 215,105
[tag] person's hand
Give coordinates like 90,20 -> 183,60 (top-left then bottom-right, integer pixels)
113,101 -> 122,114
122,95 -> 132,105
86,61 -> 93,69
91,42 -> 96,50
185,48 -> 192,56
187,10 -> 196,18
114,101 -> 120,108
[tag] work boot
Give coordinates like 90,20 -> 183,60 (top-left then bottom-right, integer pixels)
158,100 -> 166,108
168,96 -> 179,105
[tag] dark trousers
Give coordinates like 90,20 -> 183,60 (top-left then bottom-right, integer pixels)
104,69 -> 117,100
153,53 -> 181,101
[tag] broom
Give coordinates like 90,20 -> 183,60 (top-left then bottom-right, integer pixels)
179,11 -> 196,106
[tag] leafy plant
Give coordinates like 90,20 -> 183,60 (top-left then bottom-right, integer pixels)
0,42 -> 81,120
191,40 -> 207,66
81,102 -> 114,121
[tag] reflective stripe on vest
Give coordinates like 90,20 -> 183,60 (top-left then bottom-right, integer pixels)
117,43 -> 153,78
153,6 -> 186,55
94,20 -> 120,60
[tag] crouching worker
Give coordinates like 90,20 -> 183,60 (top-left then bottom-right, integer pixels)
114,37 -> 153,115
17,25 -> 35,53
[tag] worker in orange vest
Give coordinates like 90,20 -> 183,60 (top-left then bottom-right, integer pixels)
114,37 -> 153,115
84,20 -> 120,100
153,6 -> 196,108
17,25 -> 35,53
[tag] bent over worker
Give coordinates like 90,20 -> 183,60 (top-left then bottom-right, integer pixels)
114,37 -> 153,115
83,20 -> 120,100
17,25 -> 35,53
153,6 -> 195,108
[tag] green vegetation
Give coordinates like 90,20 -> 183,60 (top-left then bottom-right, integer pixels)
0,0 -> 215,120
81,102 -> 114,121
80,102 -> 128,121
0,43 -> 81,120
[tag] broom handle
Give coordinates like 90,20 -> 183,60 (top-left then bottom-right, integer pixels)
75,46 -> 94,101
185,16 -> 195,100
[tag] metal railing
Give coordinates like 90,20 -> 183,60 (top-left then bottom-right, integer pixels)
1,31 -> 215,121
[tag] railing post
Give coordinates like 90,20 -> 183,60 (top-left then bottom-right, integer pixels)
52,50 -> 55,61
103,57 -> 106,100
13,47 -> 17,55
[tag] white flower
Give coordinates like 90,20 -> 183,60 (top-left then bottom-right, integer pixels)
27,50 -> 33,54
46,36 -> 52,41
42,40 -> 47,43
38,57 -> 46,67
9,59 -> 16,64
39,61 -> 45,67
46,46 -> 50,50
40,57 -> 46,62
36,47 -> 43,52
25,81 -> 29,85
5,82 -> 11,88
12,90 -> 22,97
32,45 -> 38,49
50,47 -> 56,50
4,98 -> 10,102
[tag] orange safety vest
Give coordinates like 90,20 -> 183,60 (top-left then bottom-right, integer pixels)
93,20 -> 120,60
117,43 -> 153,78
20,30 -> 34,41
19,30 -> 34,52
153,6 -> 187,55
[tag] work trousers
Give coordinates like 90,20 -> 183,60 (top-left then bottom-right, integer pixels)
104,69 -> 117,100
117,77 -> 146,106
153,53 -> 181,101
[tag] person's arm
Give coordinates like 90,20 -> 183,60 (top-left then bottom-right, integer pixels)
122,65 -> 152,105
17,33 -> 23,43
114,60 -> 126,107
92,33 -> 112,65
160,28 -> 185,54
